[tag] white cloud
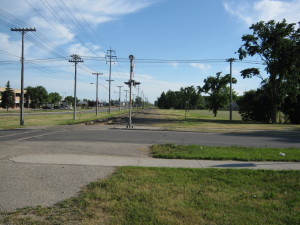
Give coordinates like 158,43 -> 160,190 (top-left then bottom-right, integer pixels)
190,63 -> 211,70
0,0 -> 159,102
0,33 -> 22,58
1,0 -> 156,57
169,62 -> 179,68
29,17 -> 75,45
224,0 -> 300,25
76,0 -> 155,16
68,43 -> 104,57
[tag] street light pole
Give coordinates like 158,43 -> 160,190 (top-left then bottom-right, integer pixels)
92,72 -> 103,116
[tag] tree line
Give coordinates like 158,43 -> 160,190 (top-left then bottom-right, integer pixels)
155,86 -> 205,110
155,72 -> 235,117
156,19 -> 300,124
1,82 -> 148,110
1,82 -> 80,110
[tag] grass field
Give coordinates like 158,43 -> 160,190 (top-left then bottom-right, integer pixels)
152,109 -> 300,132
1,167 -> 299,225
0,109 -> 128,129
150,144 -> 300,162
1,108 -> 299,131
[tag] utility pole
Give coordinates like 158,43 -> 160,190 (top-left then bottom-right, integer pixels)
11,27 -> 36,126
69,54 -> 83,120
117,86 -> 123,111
141,91 -> 144,109
133,94 -> 136,109
124,90 -> 129,108
137,86 -> 140,108
105,47 -> 117,113
124,55 -> 140,128
92,72 -> 103,116
137,86 -> 140,98
227,58 -> 235,121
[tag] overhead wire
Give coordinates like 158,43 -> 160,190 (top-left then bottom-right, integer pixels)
67,0 -> 110,50
41,0 -> 101,57
1,6 -> 103,83
0,49 -> 20,58
1,3 -> 265,101
0,8 -> 67,58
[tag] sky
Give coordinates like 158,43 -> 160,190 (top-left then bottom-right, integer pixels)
0,0 -> 299,103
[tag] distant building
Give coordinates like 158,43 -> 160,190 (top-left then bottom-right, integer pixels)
0,87 -> 27,108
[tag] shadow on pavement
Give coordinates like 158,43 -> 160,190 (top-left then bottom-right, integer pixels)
222,131 -> 300,144
211,163 -> 256,168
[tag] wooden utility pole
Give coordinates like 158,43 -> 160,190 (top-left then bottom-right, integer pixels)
124,90 -> 129,107
11,27 -> 36,126
117,86 -> 123,111
92,72 -> 103,116
105,47 -> 116,113
227,58 -> 235,121
69,54 -> 83,120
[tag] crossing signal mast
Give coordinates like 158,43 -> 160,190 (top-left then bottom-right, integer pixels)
124,55 -> 140,128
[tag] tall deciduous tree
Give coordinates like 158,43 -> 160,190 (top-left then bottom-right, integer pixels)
199,72 -> 237,117
1,81 -> 15,110
237,88 -> 272,123
48,92 -> 62,105
26,86 -> 48,108
237,19 -> 300,123
156,86 -> 204,110
64,96 -> 75,106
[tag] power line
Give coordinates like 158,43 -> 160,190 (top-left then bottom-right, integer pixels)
67,0 -> 109,50
0,8 -> 67,58
40,0 -> 101,57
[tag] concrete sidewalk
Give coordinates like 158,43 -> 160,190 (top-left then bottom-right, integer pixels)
11,154 -> 300,170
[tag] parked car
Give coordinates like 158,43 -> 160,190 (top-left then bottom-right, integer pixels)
42,105 -> 53,110
60,105 -> 71,110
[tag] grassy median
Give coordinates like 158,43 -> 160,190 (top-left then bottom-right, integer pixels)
0,110 -> 128,129
150,144 -> 300,162
152,109 -> 300,132
1,167 -> 299,224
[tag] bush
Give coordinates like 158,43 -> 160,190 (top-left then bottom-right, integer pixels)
237,89 -> 272,123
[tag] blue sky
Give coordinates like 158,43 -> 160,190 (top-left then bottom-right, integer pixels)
0,0 -> 299,103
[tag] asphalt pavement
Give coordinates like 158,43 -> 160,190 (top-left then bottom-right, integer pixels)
0,116 -> 300,212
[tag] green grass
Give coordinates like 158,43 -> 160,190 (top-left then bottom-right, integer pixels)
0,108 -> 96,114
150,144 -> 300,162
1,167 -> 299,224
154,109 -> 300,132
0,110 -> 128,129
